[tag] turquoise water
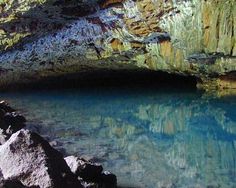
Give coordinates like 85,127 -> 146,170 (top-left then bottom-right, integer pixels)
1,88 -> 236,188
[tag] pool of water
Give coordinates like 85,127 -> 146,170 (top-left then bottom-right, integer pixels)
1,87 -> 236,188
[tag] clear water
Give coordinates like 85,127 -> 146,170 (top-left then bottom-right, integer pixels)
1,88 -> 236,188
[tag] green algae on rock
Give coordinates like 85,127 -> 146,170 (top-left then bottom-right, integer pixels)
0,0 -> 235,89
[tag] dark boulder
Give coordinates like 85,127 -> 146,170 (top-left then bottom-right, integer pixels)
100,171 -> 117,188
3,112 -> 26,134
0,129 -> 82,188
0,128 -> 8,144
0,109 -> 6,118
0,179 -> 27,188
0,101 -> 15,113
0,101 -> 26,140
65,156 -> 117,188
64,156 -> 103,182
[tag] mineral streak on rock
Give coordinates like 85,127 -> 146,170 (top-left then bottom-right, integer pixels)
0,0 -> 235,88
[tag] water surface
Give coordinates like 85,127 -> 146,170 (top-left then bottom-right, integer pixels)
1,87 -> 236,188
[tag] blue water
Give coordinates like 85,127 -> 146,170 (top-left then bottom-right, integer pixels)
1,88 -> 236,188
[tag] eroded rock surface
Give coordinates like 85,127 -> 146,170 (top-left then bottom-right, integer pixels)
0,102 -> 117,188
0,129 -> 81,188
0,0 -> 235,89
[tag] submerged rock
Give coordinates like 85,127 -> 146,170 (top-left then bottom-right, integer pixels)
0,129 -> 82,188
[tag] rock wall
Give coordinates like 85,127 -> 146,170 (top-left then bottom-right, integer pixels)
0,0 -> 235,88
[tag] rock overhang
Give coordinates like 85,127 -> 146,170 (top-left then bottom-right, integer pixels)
0,0 -> 235,89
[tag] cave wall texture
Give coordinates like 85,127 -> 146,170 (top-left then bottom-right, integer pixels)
0,0 -> 235,89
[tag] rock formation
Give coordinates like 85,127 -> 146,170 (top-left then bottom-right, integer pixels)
0,101 -> 117,188
0,0 -> 235,89
0,100 -> 26,144
65,156 -> 117,188
0,129 -> 82,188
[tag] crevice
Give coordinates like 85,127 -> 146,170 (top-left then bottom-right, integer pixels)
231,12 -> 235,56
216,8 -> 220,52
229,1 -> 234,56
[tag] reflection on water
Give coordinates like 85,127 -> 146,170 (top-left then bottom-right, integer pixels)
1,88 -> 236,188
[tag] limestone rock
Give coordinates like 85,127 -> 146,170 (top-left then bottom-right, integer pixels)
65,156 -> 117,187
0,169 -> 27,188
64,156 -> 82,175
0,0 -> 235,88
64,156 -> 103,182
0,129 -> 82,188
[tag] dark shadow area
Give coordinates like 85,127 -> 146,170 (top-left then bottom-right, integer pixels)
1,70 -> 198,92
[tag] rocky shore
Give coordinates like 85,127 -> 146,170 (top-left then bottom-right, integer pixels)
0,101 -> 117,188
